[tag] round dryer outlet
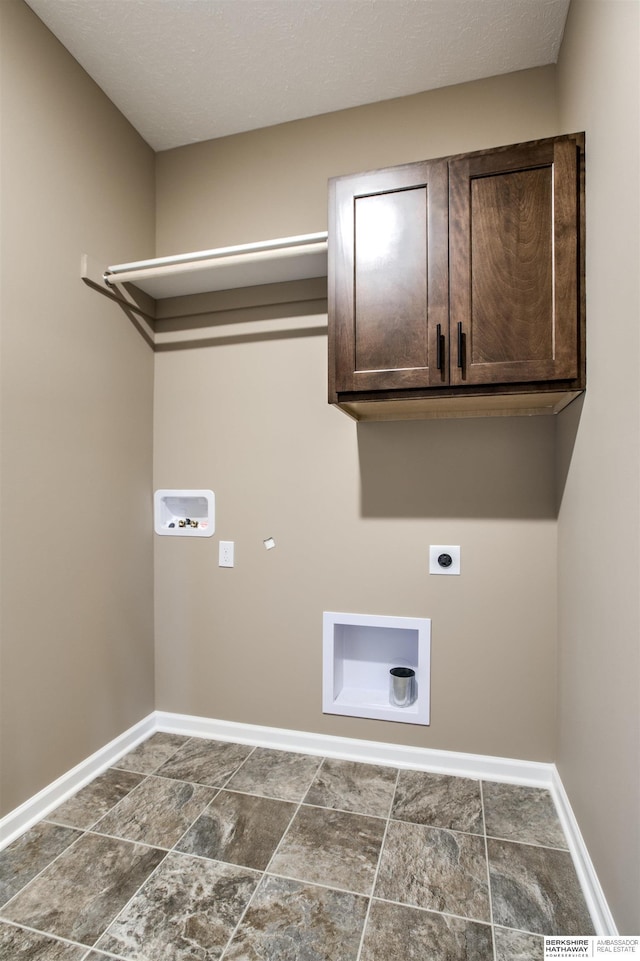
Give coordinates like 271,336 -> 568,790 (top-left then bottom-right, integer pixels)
429,545 -> 461,575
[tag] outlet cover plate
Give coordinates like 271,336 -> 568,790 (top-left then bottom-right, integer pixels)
219,541 -> 234,567
429,545 -> 461,575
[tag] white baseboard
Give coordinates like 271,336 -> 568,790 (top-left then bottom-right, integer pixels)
155,710 -> 555,786
550,767 -> 618,936
0,709 -> 616,935
0,713 -> 155,849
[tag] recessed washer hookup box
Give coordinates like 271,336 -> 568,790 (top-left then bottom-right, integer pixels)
154,490 -> 215,536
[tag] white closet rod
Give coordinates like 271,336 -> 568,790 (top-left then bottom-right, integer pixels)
105,231 -> 328,275
103,232 -> 328,299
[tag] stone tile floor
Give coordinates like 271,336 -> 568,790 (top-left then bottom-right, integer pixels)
0,732 -> 595,960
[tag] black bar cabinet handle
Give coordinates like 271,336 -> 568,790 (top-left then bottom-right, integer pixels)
457,322 -> 463,368
436,323 -> 443,370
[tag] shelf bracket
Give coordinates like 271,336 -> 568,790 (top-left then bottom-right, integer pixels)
81,253 -> 157,347
81,254 -> 156,320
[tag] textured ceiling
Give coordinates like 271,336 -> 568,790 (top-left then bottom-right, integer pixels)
24,0 -> 571,152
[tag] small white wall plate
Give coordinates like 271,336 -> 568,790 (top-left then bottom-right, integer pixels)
154,490 -> 215,536
429,545 -> 461,575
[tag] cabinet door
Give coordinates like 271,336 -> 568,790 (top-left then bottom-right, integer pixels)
449,136 -> 581,386
329,161 -> 449,398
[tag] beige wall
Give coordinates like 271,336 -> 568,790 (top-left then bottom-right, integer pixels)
2,0 -> 638,933
0,0 -> 156,814
156,66 -> 558,255
153,67 -> 562,760
556,0 -> 640,932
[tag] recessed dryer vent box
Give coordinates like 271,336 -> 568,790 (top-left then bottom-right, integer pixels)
323,611 -> 431,725
154,490 -> 215,536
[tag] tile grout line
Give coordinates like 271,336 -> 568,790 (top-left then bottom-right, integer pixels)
483,833 -> 571,853
110,733 -> 197,778
217,758 -> 326,960
295,799 -> 390,822
0,917 -> 132,961
78,937 -> 133,961
216,743 -> 258,786
38,768 -> 147,832
354,766 -> 401,961
79,773 -> 153,838
0,824 -> 89,919
167,785 -> 224,855
256,868 -> 377,901
358,893 -> 497,928
201,748 -> 325,804
479,780 -> 498,961
81,826 -> 174,853
87,846 -> 173,955
188,758 -> 391,811
262,752 -> 327,871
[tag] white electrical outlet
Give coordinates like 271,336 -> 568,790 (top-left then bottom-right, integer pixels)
219,541 -> 234,568
429,545 -> 461,575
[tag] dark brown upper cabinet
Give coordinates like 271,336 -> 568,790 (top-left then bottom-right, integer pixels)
328,133 -> 585,420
